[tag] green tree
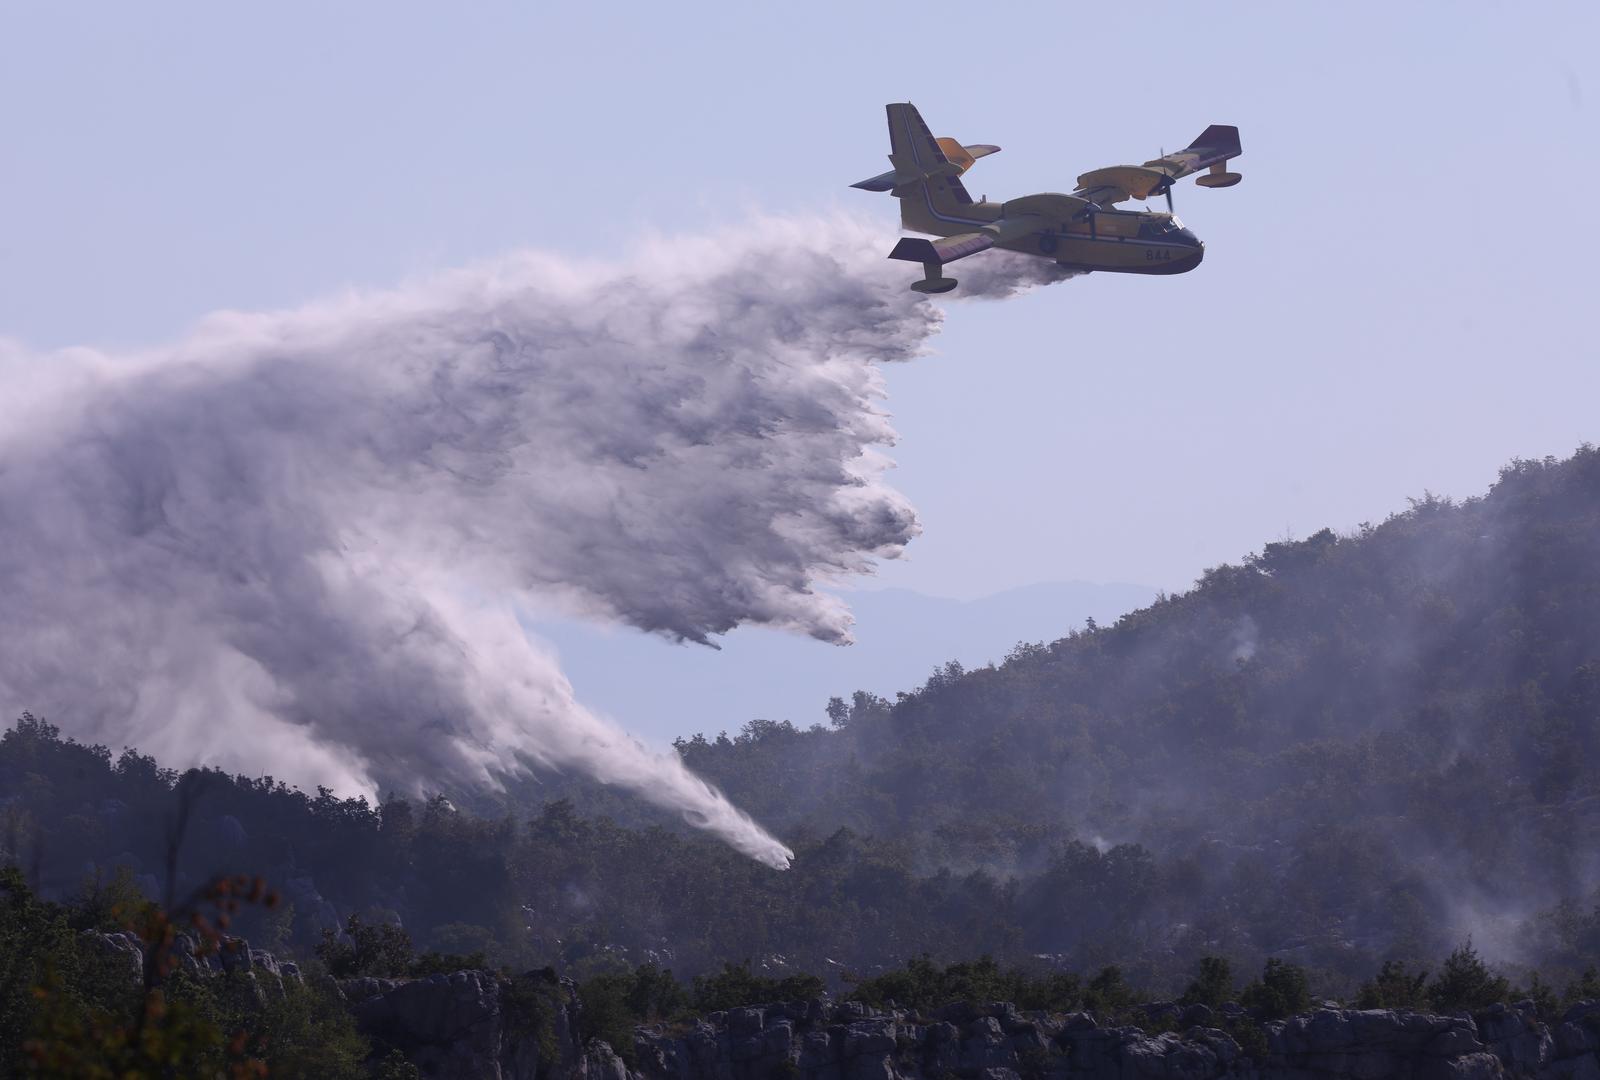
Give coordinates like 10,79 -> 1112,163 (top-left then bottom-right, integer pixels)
691,962 -> 824,1013
1355,960 -> 1430,1010
1241,959 -> 1310,1020
67,867 -> 158,935
1565,966 -> 1600,1006
315,913 -> 416,978
849,955 -> 1079,1013
0,865 -> 107,1076
1517,972 -> 1558,1022
576,972 -> 641,1067
1429,941 -> 1508,1012
372,1048 -> 424,1080
576,963 -> 687,1066
18,871 -> 292,1079
251,980 -> 369,1079
1180,956 -> 1234,1008
1012,969 -> 1082,1013
1083,966 -> 1139,1014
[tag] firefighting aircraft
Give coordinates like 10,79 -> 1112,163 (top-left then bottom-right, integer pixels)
853,103 -> 1242,293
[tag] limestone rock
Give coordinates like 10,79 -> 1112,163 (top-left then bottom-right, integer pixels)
1550,1055 -> 1600,1080
331,985 -> 1600,1080
348,970 -> 504,1080
583,1040 -> 629,1080
79,928 -> 144,985
1431,1050 -> 1508,1079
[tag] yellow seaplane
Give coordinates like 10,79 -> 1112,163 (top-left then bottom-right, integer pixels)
853,103 -> 1242,293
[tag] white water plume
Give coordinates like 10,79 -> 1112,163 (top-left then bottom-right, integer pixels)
0,217 -> 1070,867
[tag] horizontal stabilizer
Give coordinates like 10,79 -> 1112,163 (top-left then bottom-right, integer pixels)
851,140 -> 997,192
851,171 -> 899,192
1083,124 -> 1244,205
935,138 -> 1002,174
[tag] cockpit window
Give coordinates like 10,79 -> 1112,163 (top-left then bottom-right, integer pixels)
1137,217 -> 1187,240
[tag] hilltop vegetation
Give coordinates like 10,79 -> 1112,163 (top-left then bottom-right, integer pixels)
6,448 -> 1600,997
7,861 -> 1597,1078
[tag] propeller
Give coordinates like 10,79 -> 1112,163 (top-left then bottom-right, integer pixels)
1151,173 -> 1177,214
1152,147 -> 1176,214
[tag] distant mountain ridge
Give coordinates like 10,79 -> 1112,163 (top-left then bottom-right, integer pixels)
530,580 -> 1157,740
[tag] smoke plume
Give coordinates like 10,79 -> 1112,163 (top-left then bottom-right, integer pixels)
0,217 -> 1066,867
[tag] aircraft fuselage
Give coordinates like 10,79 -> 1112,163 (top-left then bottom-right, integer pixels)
900,197 -> 1204,276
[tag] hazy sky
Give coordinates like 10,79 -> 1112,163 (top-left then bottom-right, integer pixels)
4,1 -> 1596,603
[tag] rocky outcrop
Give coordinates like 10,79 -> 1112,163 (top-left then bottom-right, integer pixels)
79,927 -> 304,1004
78,928 -> 144,984
80,927 -> 583,1078
623,998 -> 1600,1080
72,932 -> 1600,1080
339,968 -> 587,1080
343,971 -> 508,1078
220,974 -> 1600,1080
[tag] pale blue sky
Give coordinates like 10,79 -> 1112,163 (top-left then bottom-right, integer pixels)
4,0 -> 1595,611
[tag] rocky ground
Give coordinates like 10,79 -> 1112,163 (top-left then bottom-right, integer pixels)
82,930 -> 1600,1079
623,997 -> 1596,1080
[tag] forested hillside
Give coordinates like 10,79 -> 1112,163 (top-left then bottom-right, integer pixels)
6,448 -> 1600,996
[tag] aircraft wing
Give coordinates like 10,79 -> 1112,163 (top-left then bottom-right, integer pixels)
888,233 -> 999,265
1072,125 -> 1242,208
1000,193 -> 1096,225
887,212 -> 1054,266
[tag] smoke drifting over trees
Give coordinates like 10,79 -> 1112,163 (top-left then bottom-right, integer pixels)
6,448 -> 1600,995
0,218 -> 1067,868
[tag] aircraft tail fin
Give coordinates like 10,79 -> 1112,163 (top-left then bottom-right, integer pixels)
850,103 -> 980,209
889,102 -> 976,210
1183,124 -> 1243,188
1183,125 -> 1242,169
886,102 -> 951,176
